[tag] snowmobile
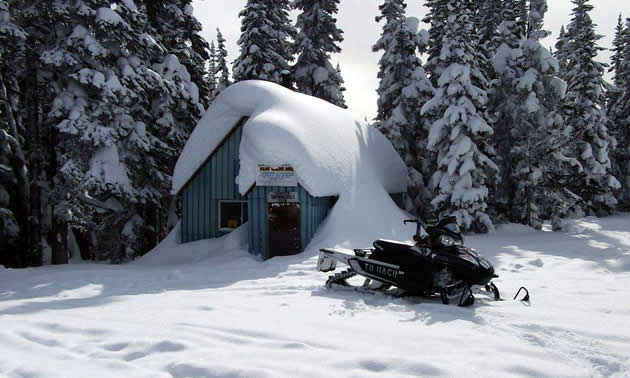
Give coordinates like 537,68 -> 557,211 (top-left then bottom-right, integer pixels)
317,216 -> 530,306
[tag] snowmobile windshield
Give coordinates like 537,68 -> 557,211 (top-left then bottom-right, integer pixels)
438,218 -> 463,244
444,223 -> 461,235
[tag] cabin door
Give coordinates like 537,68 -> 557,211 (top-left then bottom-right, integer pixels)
268,202 -> 301,257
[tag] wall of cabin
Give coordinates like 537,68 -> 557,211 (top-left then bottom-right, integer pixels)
181,119 -> 246,243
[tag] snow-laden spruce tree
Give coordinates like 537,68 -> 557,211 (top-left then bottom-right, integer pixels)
334,63 -> 347,108
609,17 -> 630,207
373,3 -> 434,215
517,0 -> 528,37
609,14 -> 626,87
0,0 -> 28,267
421,0 -> 498,232
145,0 -> 210,108
233,0 -> 296,86
215,28 -> 231,93
515,0 -> 580,228
207,40 -> 218,102
422,0 -> 448,84
373,0 -> 408,123
12,0 -> 84,266
292,0 -> 346,107
489,0 -> 523,217
45,0 -> 202,262
492,0 -> 583,229
473,0 -> 503,82
606,15 -> 627,207
563,0 -> 620,216
474,0 -> 503,55
554,25 -> 570,80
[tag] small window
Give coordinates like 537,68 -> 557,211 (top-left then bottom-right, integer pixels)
219,200 -> 248,231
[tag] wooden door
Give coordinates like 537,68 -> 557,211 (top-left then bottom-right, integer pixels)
268,202 -> 301,257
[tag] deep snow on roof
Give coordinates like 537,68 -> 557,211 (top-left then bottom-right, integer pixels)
172,80 -> 407,197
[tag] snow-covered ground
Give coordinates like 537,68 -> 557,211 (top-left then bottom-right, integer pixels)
2,214 -> 630,377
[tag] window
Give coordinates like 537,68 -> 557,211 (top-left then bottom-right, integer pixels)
219,200 -> 248,231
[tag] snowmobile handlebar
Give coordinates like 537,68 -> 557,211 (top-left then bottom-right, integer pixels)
404,219 -> 424,240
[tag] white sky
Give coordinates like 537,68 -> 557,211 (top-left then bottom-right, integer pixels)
191,0 -> 629,121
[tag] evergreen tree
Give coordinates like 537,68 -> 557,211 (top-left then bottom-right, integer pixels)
145,0 -> 210,108
610,17 -> 630,207
215,28 -> 231,93
43,0 -> 202,262
554,25 -> 569,79
421,0 -> 498,232
477,0 -> 503,52
292,0 -> 345,107
374,2 -> 434,215
12,0 -> 73,266
606,15 -> 626,207
2,0 -> 203,265
334,63 -> 347,108
474,0 -> 503,80
564,0 -> 620,215
233,0 -> 296,86
517,0 -> 528,37
0,0 -> 28,267
373,0 -> 407,123
489,0 -> 523,218
422,0 -> 448,84
207,40 -> 218,103
609,14 -> 625,87
492,0 -> 582,229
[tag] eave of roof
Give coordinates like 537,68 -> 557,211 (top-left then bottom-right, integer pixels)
177,116 -> 249,196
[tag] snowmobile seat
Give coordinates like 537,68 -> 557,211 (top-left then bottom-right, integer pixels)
374,239 -> 414,251
372,239 -> 418,266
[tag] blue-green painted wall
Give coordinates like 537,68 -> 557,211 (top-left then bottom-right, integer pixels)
247,185 -> 337,260
181,118 -> 246,243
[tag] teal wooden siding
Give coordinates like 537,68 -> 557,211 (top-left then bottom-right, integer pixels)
247,185 -> 337,260
181,118 -> 247,243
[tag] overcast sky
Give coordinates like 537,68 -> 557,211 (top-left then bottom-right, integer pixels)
191,0 -> 630,121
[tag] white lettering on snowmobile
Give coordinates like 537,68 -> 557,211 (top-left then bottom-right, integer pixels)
363,262 -> 398,279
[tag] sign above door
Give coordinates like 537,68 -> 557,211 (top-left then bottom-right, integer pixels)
268,191 -> 299,203
257,165 -> 297,187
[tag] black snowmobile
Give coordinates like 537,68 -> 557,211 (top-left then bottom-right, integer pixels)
317,216 -> 529,306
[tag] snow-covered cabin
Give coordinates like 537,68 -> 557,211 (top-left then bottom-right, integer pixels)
172,81 -> 407,260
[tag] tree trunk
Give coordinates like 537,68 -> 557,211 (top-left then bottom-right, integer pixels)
0,73 -> 30,268
72,227 -> 91,261
51,217 -> 68,264
24,41 -> 43,266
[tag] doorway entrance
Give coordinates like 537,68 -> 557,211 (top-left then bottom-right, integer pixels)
268,202 -> 301,257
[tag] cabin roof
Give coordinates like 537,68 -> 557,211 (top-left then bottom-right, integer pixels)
172,80 -> 407,197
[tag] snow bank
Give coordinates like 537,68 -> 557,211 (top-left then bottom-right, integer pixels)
138,221 -> 249,266
172,80 -> 407,197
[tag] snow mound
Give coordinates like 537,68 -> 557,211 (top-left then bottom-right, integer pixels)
172,80 -> 407,197
138,221 -> 249,266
